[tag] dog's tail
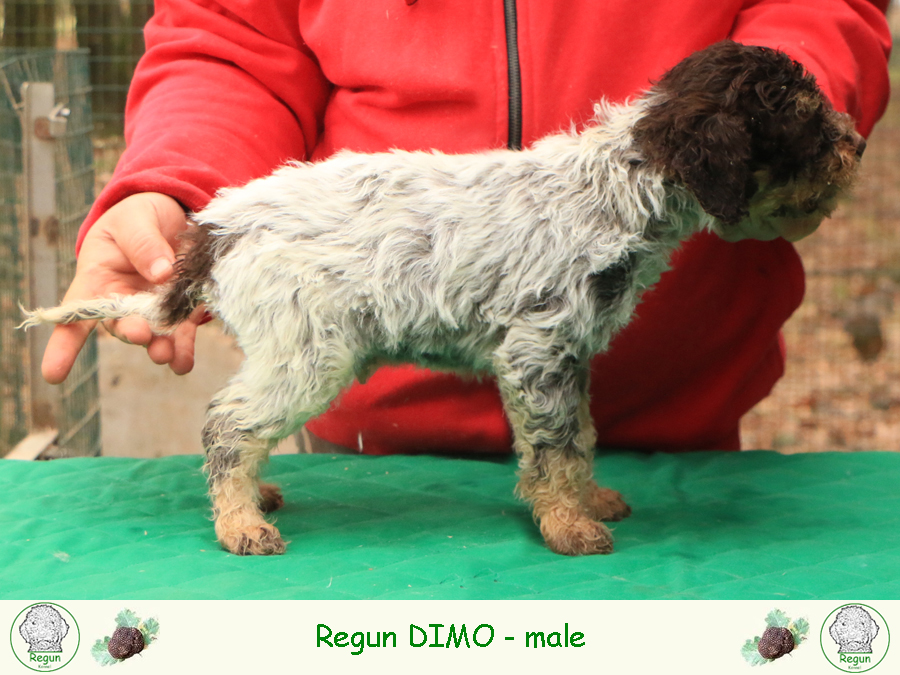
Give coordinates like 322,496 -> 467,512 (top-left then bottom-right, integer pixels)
156,221 -> 227,326
17,292 -> 176,333
19,221 -> 233,333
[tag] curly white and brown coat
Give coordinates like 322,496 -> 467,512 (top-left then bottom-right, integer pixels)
22,41 -> 865,556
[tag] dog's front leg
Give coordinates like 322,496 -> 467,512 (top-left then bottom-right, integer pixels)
493,325 -> 616,555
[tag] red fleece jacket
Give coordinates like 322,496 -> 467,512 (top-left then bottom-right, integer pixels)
82,0 -> 892,454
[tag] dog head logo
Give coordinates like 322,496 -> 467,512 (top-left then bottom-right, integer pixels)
830,606 -> 880,654
821,604 -> 890,673
18,604 -> 69,653
10,602 -> 80,671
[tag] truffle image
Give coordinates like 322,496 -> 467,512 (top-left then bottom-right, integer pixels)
108,626 -> 145,660
829,606 -> 880,653
91,609 -> 159,666
18,604 -> 70,652
758,626 -> 795,660
741,610 -> 809,666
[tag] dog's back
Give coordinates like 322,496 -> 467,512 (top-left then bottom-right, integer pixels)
166,129 -> 660,367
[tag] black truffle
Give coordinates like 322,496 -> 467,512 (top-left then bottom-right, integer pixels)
108,627 -> 145,660
758,626 -> 794,660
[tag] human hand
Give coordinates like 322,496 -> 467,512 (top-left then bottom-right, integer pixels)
714,168 -> 844,244
716,209 -> 824,243
42,192 -> 202,384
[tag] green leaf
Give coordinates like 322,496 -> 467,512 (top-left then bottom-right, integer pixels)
91,637 -> 119,667
741,637 -> 769,666
765,609 -> 790,628
789,617 -> 810,645
115,609 -> 140,628
139,617 -> 160,645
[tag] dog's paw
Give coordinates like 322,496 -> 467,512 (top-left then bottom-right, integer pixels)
539,507 -> 614,556
216,512 -> 287,556
582,482 -> 631,522
258,483 -> 284,514
221,523 -> 287,556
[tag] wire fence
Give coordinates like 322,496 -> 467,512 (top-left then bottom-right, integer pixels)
0,51 -> 25,453
0,49 -> 100,457
0,0 -> 152,134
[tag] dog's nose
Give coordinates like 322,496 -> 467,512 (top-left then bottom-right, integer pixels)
855,136 -> 867,158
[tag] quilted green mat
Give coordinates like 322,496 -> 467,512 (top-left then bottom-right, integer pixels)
1,450 -> 898,600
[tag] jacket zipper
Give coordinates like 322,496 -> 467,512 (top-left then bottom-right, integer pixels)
503,0 -> 522,150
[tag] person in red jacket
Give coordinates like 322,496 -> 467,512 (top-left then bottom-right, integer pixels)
43,1 -> 892,455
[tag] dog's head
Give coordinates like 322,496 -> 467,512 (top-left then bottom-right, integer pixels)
829,606 -> 879,648
632,41 -> 864,235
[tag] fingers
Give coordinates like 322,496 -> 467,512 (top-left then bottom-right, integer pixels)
147,334 -> 176,366
42,322 -> 95,384
718,212 -> 823,243
41,193 -> 189,383
41,262 -> 100,384
169,320 -> 198,375
143,317 -> 198,374
95,195 -> 199,376
96,194 -> 187,348
106,316 -> 155,347
111,218 -> 175,285
779,216 -> 822,242
167,306 -> 206,375
101,193 -> 187,283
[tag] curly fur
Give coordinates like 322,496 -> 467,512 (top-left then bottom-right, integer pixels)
21,41 -> 864,556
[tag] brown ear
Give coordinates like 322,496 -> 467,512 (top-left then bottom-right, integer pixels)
633,102 -> 757,226
630,41 -> 806,226
666,112 -> 756,226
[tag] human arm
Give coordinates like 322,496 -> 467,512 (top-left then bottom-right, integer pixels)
44,0 -> 330,382
732,0 -> 891,136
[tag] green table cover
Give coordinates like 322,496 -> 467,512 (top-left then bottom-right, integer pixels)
1,450 -> 898,599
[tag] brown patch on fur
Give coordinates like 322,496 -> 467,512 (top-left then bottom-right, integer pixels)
258,483 -> 284,513
582,482 -> 631,522
159,221 -> 239,327
632,40 -> 864,227
502,377 -> 615,555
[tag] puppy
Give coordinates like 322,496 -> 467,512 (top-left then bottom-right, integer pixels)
22,41 -> 864,556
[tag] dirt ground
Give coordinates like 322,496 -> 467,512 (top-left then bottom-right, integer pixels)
740,52 -> 900,453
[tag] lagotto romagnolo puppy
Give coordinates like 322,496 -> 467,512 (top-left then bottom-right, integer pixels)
22,41 -> 865,556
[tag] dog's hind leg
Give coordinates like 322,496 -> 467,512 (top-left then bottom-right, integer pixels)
257,482 -> 285,514
493,325 -> 615,556
582,481 -> 632,522
202,392 -> 286,556
203,343 -> 356,555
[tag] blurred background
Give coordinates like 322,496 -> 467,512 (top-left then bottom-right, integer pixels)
742,6 -> 900,452
0,0 -> 897,457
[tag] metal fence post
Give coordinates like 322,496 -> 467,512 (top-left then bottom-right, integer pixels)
0,50 -> 100,459
20,81 -> 64,433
